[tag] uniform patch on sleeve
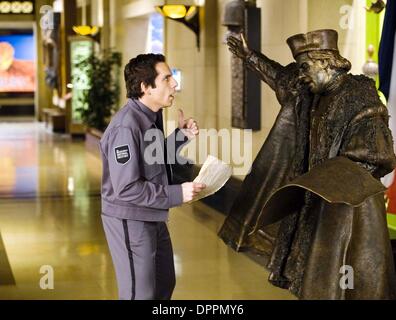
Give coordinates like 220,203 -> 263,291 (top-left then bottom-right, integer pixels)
115,145 -> 130,164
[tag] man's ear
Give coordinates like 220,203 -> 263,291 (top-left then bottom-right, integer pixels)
141,82 -> 152,96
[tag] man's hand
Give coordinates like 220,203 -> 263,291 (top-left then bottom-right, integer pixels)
227,33 -> 251,60
178,109 -> 199,140
181,182 -> 206,203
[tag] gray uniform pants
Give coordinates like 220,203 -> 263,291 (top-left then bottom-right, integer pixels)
101,214 -> 176,300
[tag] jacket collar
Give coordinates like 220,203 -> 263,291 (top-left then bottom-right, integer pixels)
128,98 -> 162,130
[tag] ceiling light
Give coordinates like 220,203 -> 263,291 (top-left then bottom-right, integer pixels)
162,5 -> 187,19
73,26 -> 99,37
155,3 -> 201,50
0,1 -> 34,14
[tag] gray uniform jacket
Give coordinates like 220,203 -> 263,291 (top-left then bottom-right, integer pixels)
100,98 -> 188,221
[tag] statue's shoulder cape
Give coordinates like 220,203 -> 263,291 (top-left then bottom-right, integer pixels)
252,156 -> 386,232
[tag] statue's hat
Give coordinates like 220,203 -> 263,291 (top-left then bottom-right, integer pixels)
287,29 -> 339,59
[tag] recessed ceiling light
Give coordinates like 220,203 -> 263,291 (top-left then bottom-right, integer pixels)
11,1 -> 22,13
0,2 -> 12,13
0,1 -> 33,14
21,1 -> 33,13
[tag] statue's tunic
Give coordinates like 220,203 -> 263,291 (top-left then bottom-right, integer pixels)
218,50 -> 396,299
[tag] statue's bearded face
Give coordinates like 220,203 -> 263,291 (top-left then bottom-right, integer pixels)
296,53 -> 335,94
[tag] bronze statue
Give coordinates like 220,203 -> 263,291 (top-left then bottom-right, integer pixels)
219,29 -> 396,299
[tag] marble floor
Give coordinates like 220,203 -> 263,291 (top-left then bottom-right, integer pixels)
0,120 -> 294,300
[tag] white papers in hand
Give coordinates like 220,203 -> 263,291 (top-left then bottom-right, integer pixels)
189,155 -> 233,203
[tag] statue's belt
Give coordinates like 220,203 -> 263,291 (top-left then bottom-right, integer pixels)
250,156 -> 386,233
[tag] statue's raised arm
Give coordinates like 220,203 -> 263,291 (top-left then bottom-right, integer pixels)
226,34 -> 285,91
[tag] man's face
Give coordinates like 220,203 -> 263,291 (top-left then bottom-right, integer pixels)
296,53 -> 332,94
144,62 -> 178,110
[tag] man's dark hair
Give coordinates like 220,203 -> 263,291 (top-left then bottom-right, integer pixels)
124,53 -> 166,99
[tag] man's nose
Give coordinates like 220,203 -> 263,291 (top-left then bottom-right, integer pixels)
171,77 -> 178,89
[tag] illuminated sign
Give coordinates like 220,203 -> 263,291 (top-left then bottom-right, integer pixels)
0,32 -> 36,93
0,1 -> 34,14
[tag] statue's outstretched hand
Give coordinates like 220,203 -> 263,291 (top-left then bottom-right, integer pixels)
227,33 -> 251,60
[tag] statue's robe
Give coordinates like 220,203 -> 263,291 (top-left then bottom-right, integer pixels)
218,51 -> 396,299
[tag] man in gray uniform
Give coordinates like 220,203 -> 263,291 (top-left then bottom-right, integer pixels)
100,53 -> 205,300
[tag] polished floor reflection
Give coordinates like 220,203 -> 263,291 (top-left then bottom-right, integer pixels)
0,121 -> 294,300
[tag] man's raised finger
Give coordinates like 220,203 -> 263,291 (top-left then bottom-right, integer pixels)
178,109 -> 186,126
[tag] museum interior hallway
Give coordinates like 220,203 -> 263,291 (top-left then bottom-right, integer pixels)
0,120 -> 294,300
